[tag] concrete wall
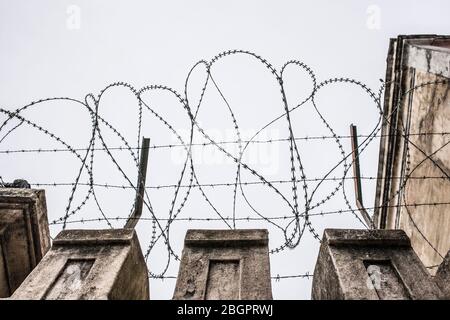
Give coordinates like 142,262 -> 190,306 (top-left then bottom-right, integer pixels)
374,35 -> 450,272
0,188 -> 50,297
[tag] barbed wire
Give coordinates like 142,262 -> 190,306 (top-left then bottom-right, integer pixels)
47,201 -> 450,226
1,49 -> 448,283
23,174 -> 450,190
1,131 -> 449,154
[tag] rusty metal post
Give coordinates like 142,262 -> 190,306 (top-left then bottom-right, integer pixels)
350,124 -> 374,228
125,137 -> 150,229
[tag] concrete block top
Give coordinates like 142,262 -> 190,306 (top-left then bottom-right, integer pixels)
174,229 -> 272,300
312,228 -> 442,300
53,229 -> 135,246
323,229 -> 411,247
184,229 -> 268,246
0,188 -> 45,203
11,228 -> 149,300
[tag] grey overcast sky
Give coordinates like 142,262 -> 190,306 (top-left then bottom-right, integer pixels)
1,0 -> 449,299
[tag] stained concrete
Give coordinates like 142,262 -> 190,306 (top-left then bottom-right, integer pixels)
0,188 -> 50,297
312,229 -> 443,300
173,229 -> 272,300
374,35 -> 450,273
11,229 -> 149,300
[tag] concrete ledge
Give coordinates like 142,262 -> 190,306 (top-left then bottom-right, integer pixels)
185,229 -> 268,246
324,229 -> 411,247
53,229 -> 134,246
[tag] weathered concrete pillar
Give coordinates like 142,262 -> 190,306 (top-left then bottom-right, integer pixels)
0,188 -> 50,297
435,250 -> 450,299
311,229 -> 442,300
173,229 -> 272,300
11,229 -> 149,300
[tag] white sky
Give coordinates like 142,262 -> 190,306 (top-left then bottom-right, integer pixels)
1,0 -> 449,299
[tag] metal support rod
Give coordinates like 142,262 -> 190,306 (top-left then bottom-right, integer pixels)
350,124 -> 374,229
125,137 -> 150,229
